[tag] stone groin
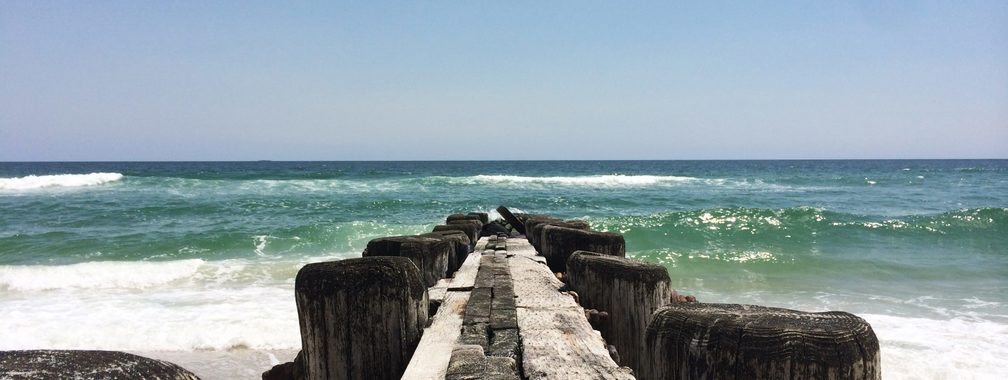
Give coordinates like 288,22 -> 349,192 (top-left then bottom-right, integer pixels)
265,206 -> 881,380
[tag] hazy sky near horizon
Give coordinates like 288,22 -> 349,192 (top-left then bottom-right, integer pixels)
1,1 -> 1006,161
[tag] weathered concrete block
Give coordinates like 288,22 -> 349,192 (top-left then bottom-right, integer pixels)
0,350 -> 200,380
495,206 -> 526,235
459,323 -> 490,350
566,250 -> 672,374
449,219 -> 484,237
641,303 -> 881,380
540,225 -> 624,273
434,224 -> 480,248
484,356 -> 520,380
363,235 -> 451,287
522,216 -> 559,246
486,329 -> 521,360
446,345 -> 486,380
464,287 -> 492,325
421,231 -> 471,277
529,219 -> 590,253
295,257 -> 428,380
447,213 -> 484,224
490,307 -> 518,330
467,212 -> 490,225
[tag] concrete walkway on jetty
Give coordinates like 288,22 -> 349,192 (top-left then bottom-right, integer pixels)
402,235 -> 632,379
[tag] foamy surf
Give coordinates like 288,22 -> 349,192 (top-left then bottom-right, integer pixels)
864,313 -> 1008,379
0,172 -> 123,190
461,174 -> 700,186
0,257 -> 324,351
0,259 -> 205,290
0,283 -> 300,351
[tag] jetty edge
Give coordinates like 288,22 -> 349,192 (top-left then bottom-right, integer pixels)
262,206 -> 880,380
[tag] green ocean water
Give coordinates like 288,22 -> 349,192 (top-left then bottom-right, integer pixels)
1,160 -> 1006,378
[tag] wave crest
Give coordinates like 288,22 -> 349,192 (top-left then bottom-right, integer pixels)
0,172 -> 124,190
0,259 -> 204,290
591,207 -> 1008,242
446,174 -> 703,187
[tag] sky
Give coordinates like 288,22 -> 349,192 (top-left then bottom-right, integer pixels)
1,1 -> 1006,161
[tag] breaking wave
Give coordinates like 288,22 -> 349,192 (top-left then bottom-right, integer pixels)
0,259 -> 205,290
0,172 -> 123,190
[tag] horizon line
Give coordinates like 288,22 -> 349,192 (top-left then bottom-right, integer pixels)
2,158 -> 1007,163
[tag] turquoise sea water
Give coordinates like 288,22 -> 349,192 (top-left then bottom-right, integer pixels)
1,160 -> 1006,378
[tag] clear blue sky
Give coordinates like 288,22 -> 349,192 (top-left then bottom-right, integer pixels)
1,1 -> 1005,160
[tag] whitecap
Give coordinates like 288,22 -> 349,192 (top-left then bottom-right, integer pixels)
0,172 -> 123,190
0,259 -> 204,290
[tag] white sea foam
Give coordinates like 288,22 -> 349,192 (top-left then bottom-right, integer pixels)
863,313 -> 1008,379
462,174 -> 699,187
486,207 -> 527,222
0,284 -> 300,351
0,258 -> 313,351
0,259 -> 205,290
0,172 -> 124,190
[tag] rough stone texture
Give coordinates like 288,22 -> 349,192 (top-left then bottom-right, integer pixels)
507,242 -> 634,380
495,206 -> 526,235
566,250 -> 673,374
447,213 -> 484,224
448,220 -> 484,244
487,329 -> 521,360
445,345 -> 486,380
421,231 -> 471,277
434,224 -> 480,249
540,225 -> 625,273
521,216 -> 559,248
459,323 -> 490,350
641,303 -> 881,380
0,350 -> 199,380
363,235 -> 451,287
484,357 -> 521,380
449,219 -> 484,229
467,212 -> 490,225
464,287 -> 493,325
295,257 -> 428,380
529,220 -> 590,253
585,309 -> 609,332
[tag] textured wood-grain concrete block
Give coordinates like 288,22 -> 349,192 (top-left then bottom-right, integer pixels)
540,226 -> 624,273
529,219 -> 590,253
566,250 -> 673,373
435,224 -> 480,248
467,212 -> 490,225
295,257 -> 428,380
447,213 -> 484,225
641,303 -> 881,380
421,231 -> 471,277
363,235 -> 451,287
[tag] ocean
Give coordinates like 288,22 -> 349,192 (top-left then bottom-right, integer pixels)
1,160 -> 1005,379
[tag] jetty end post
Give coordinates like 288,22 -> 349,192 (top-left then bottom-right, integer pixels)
294,257 -> 428,380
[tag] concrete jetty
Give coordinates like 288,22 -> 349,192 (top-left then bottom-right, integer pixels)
267,207 -> 881,380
